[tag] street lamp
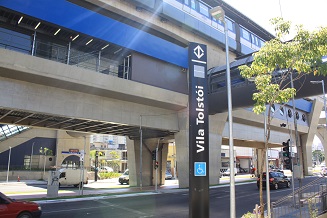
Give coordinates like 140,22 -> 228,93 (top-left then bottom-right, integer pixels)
310,80 -> 327,128
210,6 -> 235,218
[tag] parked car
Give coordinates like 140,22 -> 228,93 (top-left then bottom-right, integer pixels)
321,167 -> 327,176
99,166 -> 114,172
0,192 -> 42,218
257,171 -> 291,190
119,169 -> 129,184
165,171 -> 173,180
222,168 -> 237,176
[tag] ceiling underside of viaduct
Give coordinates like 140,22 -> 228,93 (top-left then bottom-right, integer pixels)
0,108 -> 176,140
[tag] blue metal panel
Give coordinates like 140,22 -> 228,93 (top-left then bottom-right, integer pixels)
287,99 -> 312,113
240,44 -> 253,55
209,28 -> 224,44
228,37 -> 236,50
162,3 -> 184,21
0,0 -> 188,68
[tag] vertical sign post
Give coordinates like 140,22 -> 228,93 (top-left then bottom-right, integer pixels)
188,42 -> 209,218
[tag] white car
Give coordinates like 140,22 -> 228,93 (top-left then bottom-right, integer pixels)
222,168 -> 237,176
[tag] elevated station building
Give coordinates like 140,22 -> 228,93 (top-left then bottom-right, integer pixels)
0,0 -> 325,187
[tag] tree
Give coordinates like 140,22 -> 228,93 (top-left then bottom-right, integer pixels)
312,150 -> 325,165
239,17 -> 327,217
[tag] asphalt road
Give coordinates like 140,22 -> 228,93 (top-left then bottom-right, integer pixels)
1,176 -> 321,217
38,180 -> 304,218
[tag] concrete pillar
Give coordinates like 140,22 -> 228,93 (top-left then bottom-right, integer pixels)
55,130 -> 90,169
174,109 -> 228,188
301,99 -> 323,176
127,138 -> 155,187
174,108 -> 189,188
317,129 -> 327,165
209,113 -> 228,185
127,137 -> 169,187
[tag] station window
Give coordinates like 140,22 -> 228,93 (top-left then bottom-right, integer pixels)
288,109 -> 293,118
241,28 -> 250,41
199,3 -> 209,17
279,106 -> 284,116
251,34 -> 260,46
302,114 -> 306,122
295,111 -> 299,120
271,104 -> 276,113
190,0 -> 196,10
226,19 -> 235,32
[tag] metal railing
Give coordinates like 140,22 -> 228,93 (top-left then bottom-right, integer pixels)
271,177 -> 327,217
0,28 -> 131,78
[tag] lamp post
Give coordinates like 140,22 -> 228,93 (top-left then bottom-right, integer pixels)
310,80 -> 327,128
210,6 -> 235,218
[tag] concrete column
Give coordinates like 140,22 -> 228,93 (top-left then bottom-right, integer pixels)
126,138 -> 155,187
301,99 -> 323,175
126,138 -> 138,187
127,137 -> 168,187
316,129 -> 327,165
174,108 -> 189,188
209,113 -> 227,185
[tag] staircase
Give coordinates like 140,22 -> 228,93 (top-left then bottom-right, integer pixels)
271,177 -> 327,217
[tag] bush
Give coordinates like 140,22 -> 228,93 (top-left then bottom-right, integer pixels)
98,172 -> 121,179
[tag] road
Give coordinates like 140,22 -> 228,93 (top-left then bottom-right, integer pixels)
1,176 -> 321,217
38,179 -> 315,218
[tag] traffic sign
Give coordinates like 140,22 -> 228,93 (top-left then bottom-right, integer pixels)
194,162 -> 206,176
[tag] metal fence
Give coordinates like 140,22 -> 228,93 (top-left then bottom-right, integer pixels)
271,176 -> 327,218
0,28 -> 130,78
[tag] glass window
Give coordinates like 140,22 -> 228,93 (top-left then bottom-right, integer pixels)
271,104 -> 275,113
302,114 -> 306,122
241,28 -> 250,41
226,19 -> 234,32
190,0 -> 196,10
199,3 -> 209,17
279,106 -> 284,116
251,35 -> 259,46
212,17 -> 223,25
184,0 -> 189,5
295,111 -> 299,120
288,109 -> 293,118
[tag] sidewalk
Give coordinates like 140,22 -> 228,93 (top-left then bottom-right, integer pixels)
0,174 -> 257,203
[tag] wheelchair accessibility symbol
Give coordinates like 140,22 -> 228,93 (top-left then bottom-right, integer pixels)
194,162 -> 206,176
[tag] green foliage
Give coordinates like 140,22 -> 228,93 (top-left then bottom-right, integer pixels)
241,212 -> 262,218
312,150 -> 325,163
89,150 -> 96,158
239,17 -> 327,115
98,172 -> 121,179
239,17 -> 327,217
39,147 -> 53,156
